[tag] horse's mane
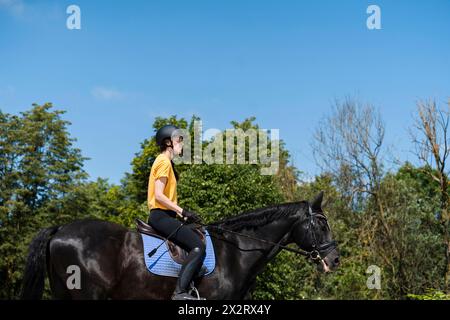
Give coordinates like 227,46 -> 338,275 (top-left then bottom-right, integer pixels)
210,201 -> 308,231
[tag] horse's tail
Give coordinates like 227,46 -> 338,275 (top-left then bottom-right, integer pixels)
21,226 -> 60,300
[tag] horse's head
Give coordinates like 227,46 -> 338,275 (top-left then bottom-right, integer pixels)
290,191 -> 340,273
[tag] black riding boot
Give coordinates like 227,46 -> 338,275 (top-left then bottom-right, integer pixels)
172,246 -> 206,300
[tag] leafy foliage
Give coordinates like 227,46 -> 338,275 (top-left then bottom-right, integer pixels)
407,289 -> 450,300
0,103 -> 88,298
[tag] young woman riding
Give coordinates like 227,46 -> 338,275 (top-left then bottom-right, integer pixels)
147,125 -> 206,300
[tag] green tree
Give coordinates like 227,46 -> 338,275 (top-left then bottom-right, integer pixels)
0,103 -> 88,299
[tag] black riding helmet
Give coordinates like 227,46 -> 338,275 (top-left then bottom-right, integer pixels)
155,125 -> 183,147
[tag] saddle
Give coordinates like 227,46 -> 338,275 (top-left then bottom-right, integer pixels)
135,219 -> 206,265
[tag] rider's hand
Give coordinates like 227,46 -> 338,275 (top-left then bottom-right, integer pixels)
181,209 -> 202,224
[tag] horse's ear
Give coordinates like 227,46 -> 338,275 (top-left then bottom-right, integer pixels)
322,197 -> 329,209
311,191 -> 324,211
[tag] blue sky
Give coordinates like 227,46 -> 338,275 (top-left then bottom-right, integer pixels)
1,0 -> 449,184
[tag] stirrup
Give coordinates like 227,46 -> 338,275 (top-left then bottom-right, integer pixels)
171,291 -> 206,300
188,285 -> 206,300
171,282 -> 206,300
171,292 -> 200,300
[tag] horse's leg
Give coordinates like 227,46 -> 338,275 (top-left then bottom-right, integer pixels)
242,280 -> 256,300
48,266 -> 71,300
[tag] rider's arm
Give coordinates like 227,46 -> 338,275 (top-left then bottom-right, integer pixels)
154,177 -> 184,218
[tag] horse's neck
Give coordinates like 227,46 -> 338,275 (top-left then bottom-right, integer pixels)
219,214 -> 299,277
253,216 -> 298,259
247,217 -> 297,248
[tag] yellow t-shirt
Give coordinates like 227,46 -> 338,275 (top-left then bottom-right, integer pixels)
147,154 -> 178,210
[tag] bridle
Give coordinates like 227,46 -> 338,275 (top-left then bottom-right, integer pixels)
298,207 -> 337,262
200,206 -> 337,263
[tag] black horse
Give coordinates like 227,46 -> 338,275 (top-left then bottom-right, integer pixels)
21,192 -> 339,299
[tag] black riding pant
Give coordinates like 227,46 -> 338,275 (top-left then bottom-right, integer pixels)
148,209 -> 206,293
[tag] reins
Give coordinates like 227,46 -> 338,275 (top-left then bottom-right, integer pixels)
196,207 -> 337,261
198,221 -> 312,257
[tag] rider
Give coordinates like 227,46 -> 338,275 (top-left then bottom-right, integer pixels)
147,124 -> 206,300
